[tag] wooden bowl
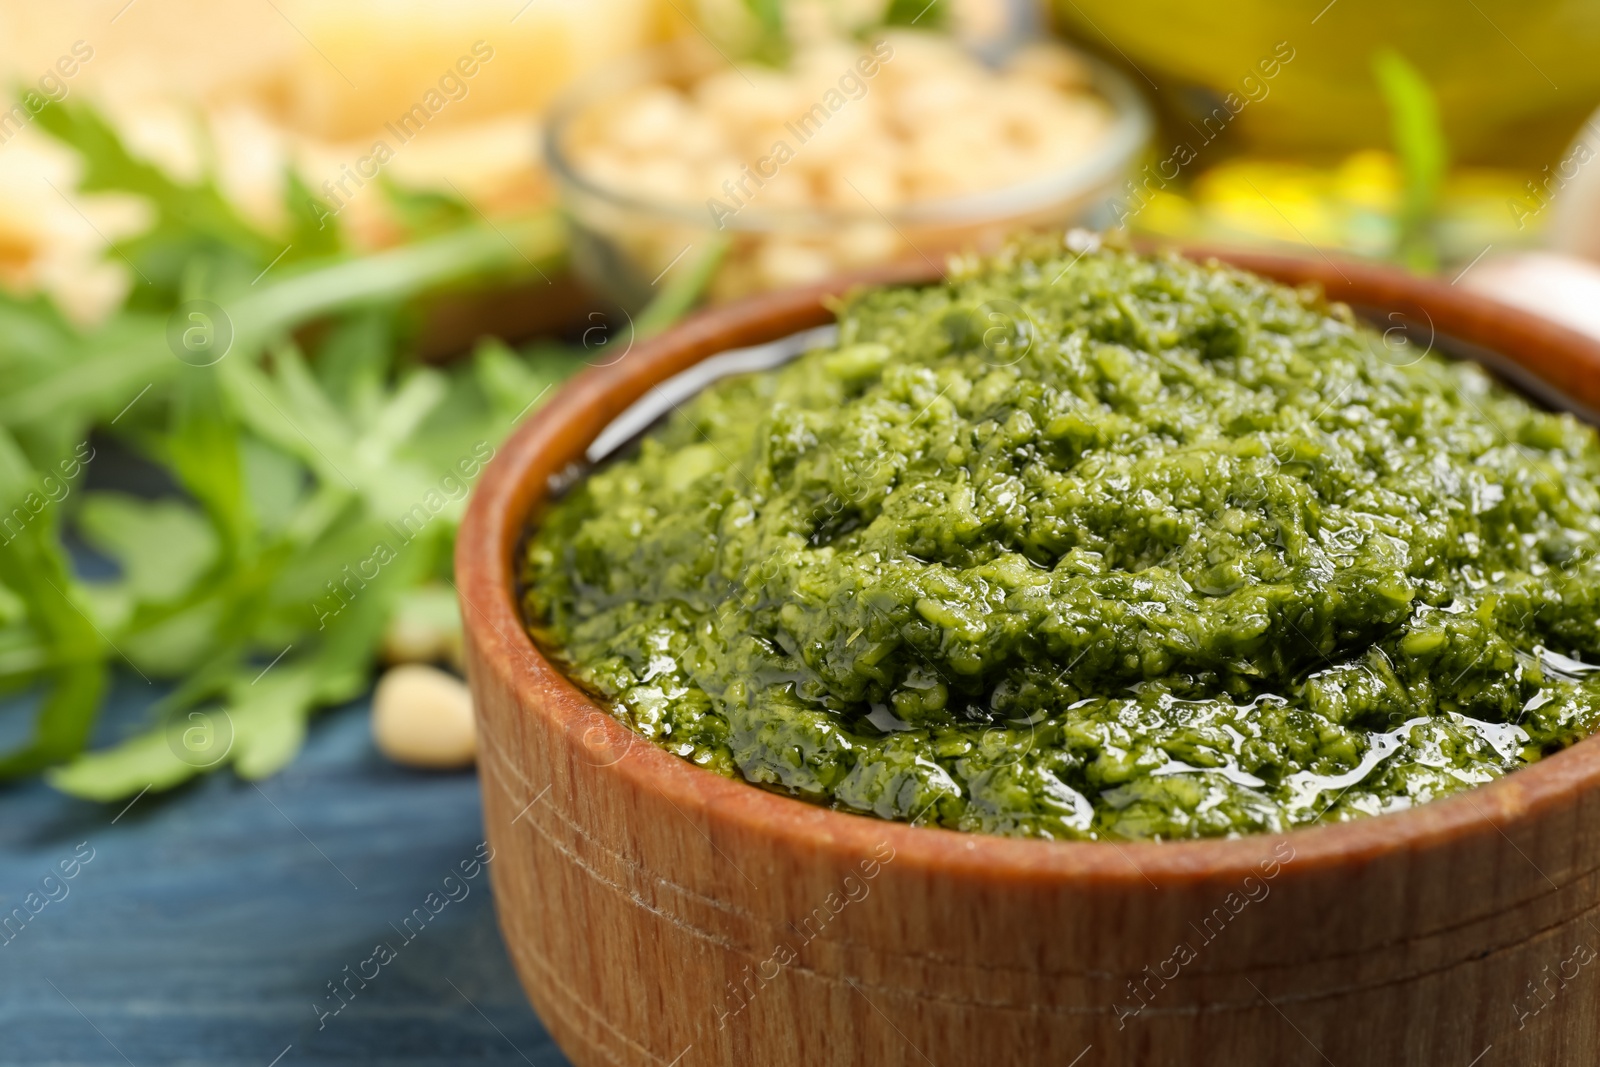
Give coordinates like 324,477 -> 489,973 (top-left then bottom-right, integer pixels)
456,251 -> 1600,1067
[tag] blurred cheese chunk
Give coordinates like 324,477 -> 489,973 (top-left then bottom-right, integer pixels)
0,130 -> 149,325
275,0 -> 661,141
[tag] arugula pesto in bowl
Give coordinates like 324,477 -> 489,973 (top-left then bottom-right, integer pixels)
522,241 -> 1600,841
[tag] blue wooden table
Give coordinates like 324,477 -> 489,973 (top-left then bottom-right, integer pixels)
0,680 -> 574,1067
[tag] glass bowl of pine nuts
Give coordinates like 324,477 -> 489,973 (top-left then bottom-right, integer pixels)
545,30 -> 1152,311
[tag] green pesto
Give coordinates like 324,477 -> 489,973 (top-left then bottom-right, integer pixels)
523,240 -> 1600,841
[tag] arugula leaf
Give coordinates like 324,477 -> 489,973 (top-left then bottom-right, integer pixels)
45,719 -> 205,799
472,338 -> 584,424
0,215 -> 565,433
741,0 -> 791,66
634,236 -> 729,339
0,95 -> 588,802
315,307 -> 401,416
165,362 -> 254,557
282,169 -> 344,260
378,177 -> 472,239
884,0 -> 947,29
0,288 -> 78,368
78,493 -> 220,604
30,98 -> 278,306
0,427 -> 108,776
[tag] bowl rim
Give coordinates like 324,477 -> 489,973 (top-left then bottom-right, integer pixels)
457,246 -> 1600,888
542,36 -> 1153,233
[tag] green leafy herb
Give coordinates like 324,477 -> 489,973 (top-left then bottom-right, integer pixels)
1372,49 -> 1448,274
883,0 -> 946,29
633,236 -> 729,339
740,0 -> 791,66
0,97 -> 594,800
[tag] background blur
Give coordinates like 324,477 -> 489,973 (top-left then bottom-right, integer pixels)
2,0 -> 1598,321
2,1 -> 1599,1064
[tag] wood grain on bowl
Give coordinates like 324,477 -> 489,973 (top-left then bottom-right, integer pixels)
456,250 -> 1600,1067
